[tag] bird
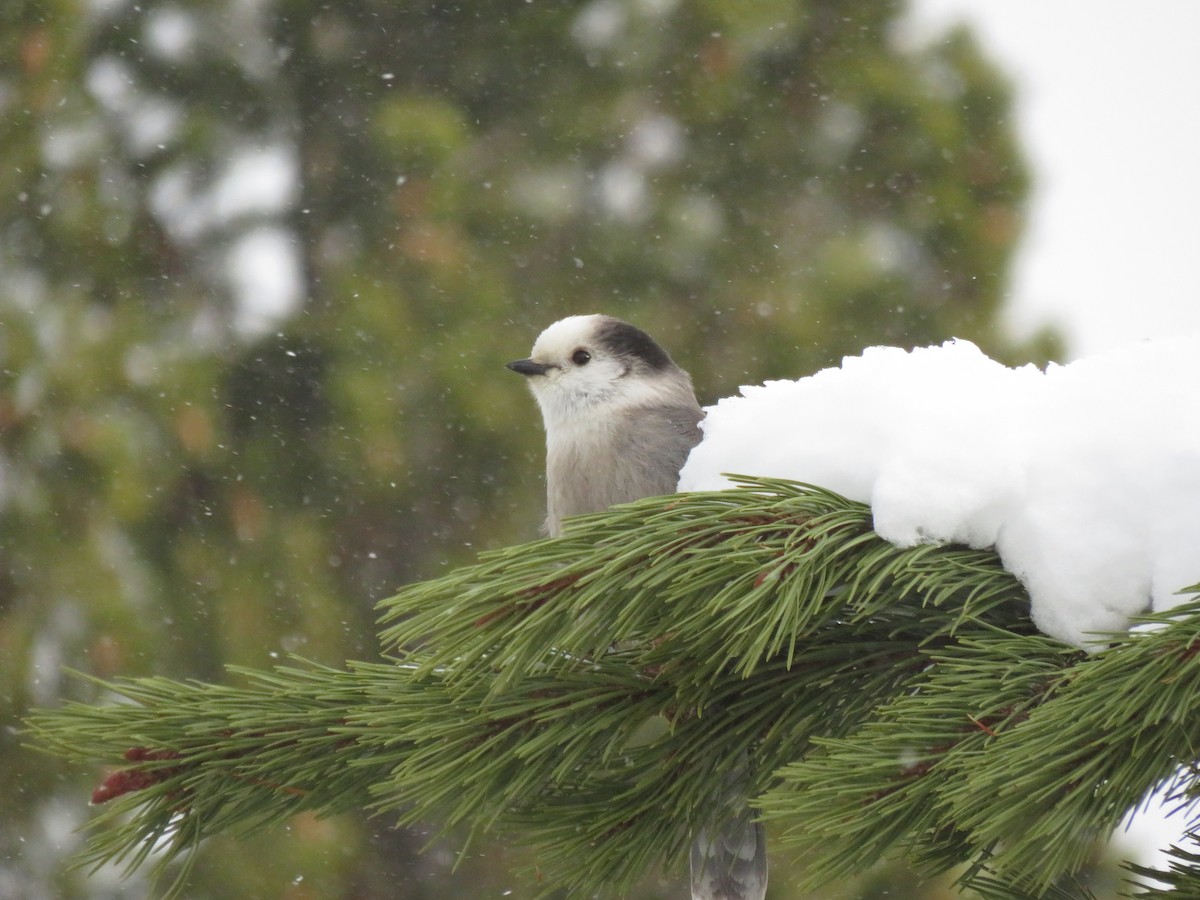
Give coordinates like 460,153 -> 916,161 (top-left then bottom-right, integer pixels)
508,313 -> 768,900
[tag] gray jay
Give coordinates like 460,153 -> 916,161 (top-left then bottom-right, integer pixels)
508,313 -> 767,900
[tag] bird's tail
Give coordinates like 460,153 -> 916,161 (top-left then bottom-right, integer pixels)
689,806 -> 768,900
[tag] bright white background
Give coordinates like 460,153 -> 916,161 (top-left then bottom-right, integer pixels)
907,0 -> 1200,359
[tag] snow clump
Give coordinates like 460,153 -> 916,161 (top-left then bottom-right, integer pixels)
677,337 -> 1200,647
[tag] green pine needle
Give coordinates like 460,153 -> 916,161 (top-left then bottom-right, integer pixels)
23,479 -> 1200,897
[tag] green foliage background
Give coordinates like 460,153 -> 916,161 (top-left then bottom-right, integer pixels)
3,0 -> 1065,896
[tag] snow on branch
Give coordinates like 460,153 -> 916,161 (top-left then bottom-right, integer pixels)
681,337 -> 1200,646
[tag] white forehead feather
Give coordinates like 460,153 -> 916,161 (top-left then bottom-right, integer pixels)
530,314 -> 605,359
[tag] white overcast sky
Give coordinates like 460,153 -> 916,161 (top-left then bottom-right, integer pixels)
907,0 -> 1200,360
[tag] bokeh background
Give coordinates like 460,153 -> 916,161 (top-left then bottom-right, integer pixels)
2,0 -> 1181,897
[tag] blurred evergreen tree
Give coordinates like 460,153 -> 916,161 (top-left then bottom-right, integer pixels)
1,0 -> 1063,896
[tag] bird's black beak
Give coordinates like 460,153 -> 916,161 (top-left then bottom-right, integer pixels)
507,358 -> 552,377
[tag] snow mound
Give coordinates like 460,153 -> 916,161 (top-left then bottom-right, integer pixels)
677,337 -> 1200,647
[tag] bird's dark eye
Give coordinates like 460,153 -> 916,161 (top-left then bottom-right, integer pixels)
571,349 -> 591,366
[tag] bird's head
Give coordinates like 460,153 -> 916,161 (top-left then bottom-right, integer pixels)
507,314 -> 688,424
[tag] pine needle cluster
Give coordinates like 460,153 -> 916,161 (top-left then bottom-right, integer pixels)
25,478 -> 1200,897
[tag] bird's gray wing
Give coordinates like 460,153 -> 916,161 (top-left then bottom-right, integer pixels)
616,403 -> 703,498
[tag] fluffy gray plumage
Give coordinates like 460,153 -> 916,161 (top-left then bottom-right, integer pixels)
509,314 -> 767,900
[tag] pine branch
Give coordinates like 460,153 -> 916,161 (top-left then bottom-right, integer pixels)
378,479 -> 1031,686
762,629 -> 1080,887
1127,832 -> 1200,897
23,480 -> 1200,897
950,601 -> 1200,887
28,664 -> 387,879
